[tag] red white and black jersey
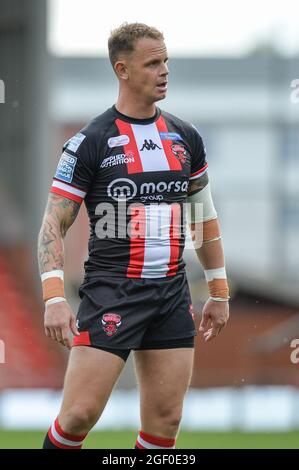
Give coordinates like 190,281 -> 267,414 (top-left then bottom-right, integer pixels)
50,105 -> 208,279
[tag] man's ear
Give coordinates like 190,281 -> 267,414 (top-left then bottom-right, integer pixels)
114,60 -> 129,80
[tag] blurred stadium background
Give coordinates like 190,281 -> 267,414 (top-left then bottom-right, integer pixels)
0,0 -> 299,449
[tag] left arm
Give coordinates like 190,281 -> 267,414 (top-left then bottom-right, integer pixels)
187,172 -> 230,341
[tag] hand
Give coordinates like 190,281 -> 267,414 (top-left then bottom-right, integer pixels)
44,301 -> 80,349
199,298 -> 229,342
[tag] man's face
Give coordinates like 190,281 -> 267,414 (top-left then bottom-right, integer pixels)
123,38 -> 169,104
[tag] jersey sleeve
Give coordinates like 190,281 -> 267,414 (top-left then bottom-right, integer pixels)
188,125 -> 208,180
50,131 -> 98,204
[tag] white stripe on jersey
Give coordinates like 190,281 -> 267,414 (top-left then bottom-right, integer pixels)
141,204 -> 172,278
52,180 -> 87,198
131,123 -> 170,172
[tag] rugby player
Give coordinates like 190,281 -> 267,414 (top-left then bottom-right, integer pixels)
38,22 -> 229,450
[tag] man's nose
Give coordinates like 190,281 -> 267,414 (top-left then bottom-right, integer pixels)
161,62 -> 169,76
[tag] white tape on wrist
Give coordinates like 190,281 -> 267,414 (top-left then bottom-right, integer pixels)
209,296 -> 230,302
204,267 -> 227,282
41,270 -> 64,282
45,297 -> 66,306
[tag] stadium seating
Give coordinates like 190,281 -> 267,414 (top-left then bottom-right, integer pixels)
0,246 -> 66,390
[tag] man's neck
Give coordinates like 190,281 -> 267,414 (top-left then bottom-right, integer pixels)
115,95 -> 157,120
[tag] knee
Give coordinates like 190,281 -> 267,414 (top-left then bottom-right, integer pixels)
59,404 -> 98,434
154,406 -> 182,433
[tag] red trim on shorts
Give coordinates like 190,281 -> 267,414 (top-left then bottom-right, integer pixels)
73,331 -> 91,346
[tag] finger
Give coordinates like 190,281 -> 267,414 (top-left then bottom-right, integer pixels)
70,316 -> 79,336
63,337 -> 71,349
54,328 -> 63,344
49,328 -> 58,342
217,324 -> 225,335
61,328 -> 72,349
199,314 -> 209,332
45,327 -> 50,337
205,331 -> 216,342
216,320 -> 227,333
203,328 -> 213,340
205,325 -> 223,341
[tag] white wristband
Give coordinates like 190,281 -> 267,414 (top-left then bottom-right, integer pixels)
209,296 -> 230,302
45,297 -> 66,306
204,267 -> 227,282
41,270 -> 64,282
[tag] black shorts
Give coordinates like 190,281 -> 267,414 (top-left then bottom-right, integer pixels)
73,273 -> 196,361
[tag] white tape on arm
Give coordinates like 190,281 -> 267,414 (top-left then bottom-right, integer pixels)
186,183 -> 217,223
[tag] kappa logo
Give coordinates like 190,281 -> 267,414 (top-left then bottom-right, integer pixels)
101,313 -> 122,337
107,178 -> 137,201
140,139 -> 162,151
171,144 -> 187,164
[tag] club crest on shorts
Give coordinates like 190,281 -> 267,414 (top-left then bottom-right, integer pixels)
101,313 -> 122,337
171,144 -> 187,163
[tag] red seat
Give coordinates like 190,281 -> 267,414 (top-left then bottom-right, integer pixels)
0,245 -> 66,390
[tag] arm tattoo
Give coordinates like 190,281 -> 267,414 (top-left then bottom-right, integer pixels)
38,194 -> 80,275
188,172 -> 209,196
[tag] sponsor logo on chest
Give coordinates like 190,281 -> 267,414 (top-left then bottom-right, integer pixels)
100,151 -> 135,168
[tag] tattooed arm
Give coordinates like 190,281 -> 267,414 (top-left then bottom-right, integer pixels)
38,193 -> 80,274
38,193 -> 81,348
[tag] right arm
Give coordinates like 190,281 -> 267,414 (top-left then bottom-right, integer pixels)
38,193 -> 81,348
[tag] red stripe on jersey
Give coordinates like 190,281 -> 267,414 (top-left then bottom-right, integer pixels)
48,428 -> 82,449
166,203 -> 181,277
155,115 -> 182,171
115,119 -> 143,174
50,187 -> 83,204
139,430 -> 176,447
190,162 -> 208,178
54,418 -> 86,442
73,331 -> 91,347
127,204 -> 146,278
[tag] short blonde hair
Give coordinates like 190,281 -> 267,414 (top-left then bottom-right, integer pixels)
108,22 -> 164,67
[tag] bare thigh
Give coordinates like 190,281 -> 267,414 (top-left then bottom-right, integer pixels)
58,346 -> 125,431
134,348 -> 194,436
